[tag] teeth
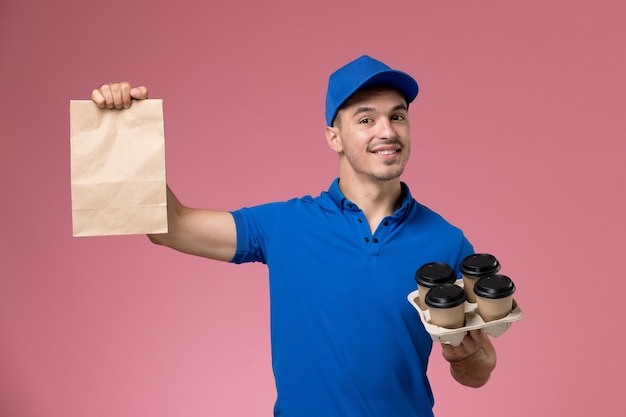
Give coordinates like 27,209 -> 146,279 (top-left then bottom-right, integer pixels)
376,149 -> 397,155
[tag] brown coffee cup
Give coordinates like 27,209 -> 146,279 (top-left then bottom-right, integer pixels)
474,274 -> 516,322
424,284 -> 467,329
460,253 -> 501,303
415,262 -> 457,310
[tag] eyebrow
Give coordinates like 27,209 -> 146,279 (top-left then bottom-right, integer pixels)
351,103 -> 409,118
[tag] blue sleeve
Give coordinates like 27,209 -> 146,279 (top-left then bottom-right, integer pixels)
229,202 -> 285,264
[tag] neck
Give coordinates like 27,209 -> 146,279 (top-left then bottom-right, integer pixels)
338,176 -> 403,233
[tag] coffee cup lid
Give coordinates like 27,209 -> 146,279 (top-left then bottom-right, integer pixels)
460,253 -> 501,277
473,274 -> 516,299
425,284 -> 466,308
415,262 -> 457,288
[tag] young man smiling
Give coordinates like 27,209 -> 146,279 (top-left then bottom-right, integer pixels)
92,55 -> 496,417
325,84 -> 412,233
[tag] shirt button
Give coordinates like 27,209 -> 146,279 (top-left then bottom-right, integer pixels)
373,238 -> 379,243
383,220 -> 389,226
364,237 -> 370,243
358,218 -> 363,223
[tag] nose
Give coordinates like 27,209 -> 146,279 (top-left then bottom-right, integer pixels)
376,118 -> 395,139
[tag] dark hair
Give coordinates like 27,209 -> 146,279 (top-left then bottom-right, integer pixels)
332,84 -> 409,127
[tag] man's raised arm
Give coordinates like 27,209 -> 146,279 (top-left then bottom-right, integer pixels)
91,82 -> 237,262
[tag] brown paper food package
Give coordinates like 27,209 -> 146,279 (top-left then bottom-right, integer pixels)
69,99 -> 167,237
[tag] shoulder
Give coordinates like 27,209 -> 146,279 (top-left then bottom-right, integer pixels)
232,192 -> 332,222
408,199 -> 465,235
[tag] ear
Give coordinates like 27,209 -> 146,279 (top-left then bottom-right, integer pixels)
325,126 -> 343,153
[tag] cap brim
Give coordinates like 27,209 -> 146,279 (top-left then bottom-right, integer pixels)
359,70 -> 419,103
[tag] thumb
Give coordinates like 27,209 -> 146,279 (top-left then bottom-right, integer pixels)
130,86 -> 149,100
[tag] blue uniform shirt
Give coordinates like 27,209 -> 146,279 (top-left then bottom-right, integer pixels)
231,179 -> 474,417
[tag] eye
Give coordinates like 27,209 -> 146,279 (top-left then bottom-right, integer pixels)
359,117 -> 373,124
392,114 -> 406,121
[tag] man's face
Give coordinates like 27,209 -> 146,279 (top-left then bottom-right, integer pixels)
329,87 -> 411,183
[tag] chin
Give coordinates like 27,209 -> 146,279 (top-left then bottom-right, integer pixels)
374,170 -> 404,182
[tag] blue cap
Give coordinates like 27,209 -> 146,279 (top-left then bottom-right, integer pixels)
325,55 -> 419,126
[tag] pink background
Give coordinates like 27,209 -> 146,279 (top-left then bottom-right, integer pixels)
1,0 -> 625,416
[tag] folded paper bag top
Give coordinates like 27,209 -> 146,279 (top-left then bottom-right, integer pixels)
69,99 -> 168,237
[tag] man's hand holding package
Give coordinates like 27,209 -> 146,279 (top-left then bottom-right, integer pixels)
91,82 -> 148,109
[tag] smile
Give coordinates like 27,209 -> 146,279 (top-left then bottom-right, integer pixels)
374,149 -> 398,155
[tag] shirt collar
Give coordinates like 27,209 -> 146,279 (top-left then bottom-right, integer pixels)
327,178 -> 414,217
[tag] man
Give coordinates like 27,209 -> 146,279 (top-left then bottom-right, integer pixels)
92,55 -> 496,416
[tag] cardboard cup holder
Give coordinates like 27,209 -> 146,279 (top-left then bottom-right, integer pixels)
407,281 -> 523,346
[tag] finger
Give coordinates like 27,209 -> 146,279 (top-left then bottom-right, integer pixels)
459,330 -> 483,353
467,329 -> 487,346
98,84 -> 115,109
130,85 -> 148,100
109,83 -> 125,109
441,331 -> 482,362
119,81 -> 132,109
91,88 -> 106,109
